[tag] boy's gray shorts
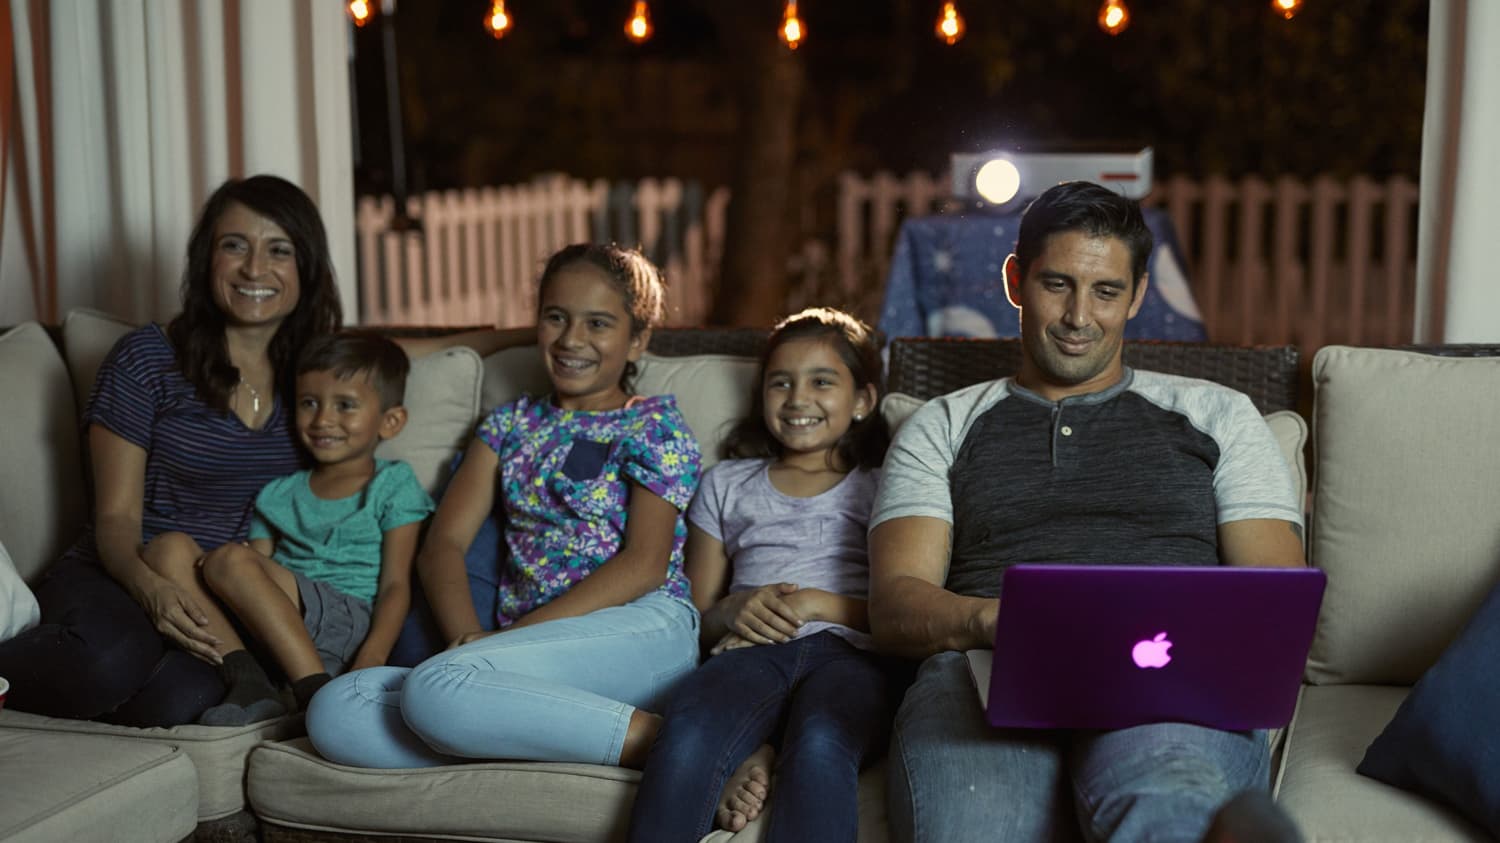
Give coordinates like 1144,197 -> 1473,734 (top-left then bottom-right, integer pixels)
294,571 -> 373,676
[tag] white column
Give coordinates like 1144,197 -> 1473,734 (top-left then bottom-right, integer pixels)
1415,0 -> 1500,342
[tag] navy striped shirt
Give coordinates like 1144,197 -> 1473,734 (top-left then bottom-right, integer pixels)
76,324 -> 305,555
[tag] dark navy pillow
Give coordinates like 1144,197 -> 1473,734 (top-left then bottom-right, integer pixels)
1357,576 -> 1500,837
387,452 -> 504,667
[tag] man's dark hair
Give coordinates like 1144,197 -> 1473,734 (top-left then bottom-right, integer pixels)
295,332 -> 410,409
1013,181 -> 1153,288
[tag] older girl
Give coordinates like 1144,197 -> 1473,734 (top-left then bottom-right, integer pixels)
308,244 -> 701,768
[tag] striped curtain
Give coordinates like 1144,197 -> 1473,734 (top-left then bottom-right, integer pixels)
1,0 -> 356,325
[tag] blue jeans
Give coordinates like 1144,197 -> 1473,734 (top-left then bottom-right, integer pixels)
888,652 -> 1270,843
306,591 -> 699,767
628,631 -> 895,843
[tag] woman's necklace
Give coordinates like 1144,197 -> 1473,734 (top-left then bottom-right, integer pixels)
238,378 -> 262,415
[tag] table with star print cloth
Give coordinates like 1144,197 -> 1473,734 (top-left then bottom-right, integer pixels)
877,209 -> 1207,343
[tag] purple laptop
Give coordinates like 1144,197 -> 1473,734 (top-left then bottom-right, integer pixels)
970,564 -> 1326,731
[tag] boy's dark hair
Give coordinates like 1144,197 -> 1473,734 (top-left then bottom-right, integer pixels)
723,307 -> 890,471
295,332 -> 410,409
1013,181 -> 1154,288
168,175 -> 342,412
536,243 -> 668,392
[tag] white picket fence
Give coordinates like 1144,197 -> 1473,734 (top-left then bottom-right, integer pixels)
356,175 -> 729,327
355,170 -> 1420,352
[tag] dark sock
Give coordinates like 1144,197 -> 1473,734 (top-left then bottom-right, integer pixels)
292,672 -> 333,710
198,650 -> 287,727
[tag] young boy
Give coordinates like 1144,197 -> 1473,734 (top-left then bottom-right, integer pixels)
142,333 -> 434,726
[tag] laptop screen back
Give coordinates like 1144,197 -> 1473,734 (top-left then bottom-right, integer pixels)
983,565 -> 1326,730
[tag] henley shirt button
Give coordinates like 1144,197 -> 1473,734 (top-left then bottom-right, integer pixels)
1061,426 -> 1074,436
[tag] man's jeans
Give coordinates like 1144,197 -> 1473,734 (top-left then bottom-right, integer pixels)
888,651 -> 1270,843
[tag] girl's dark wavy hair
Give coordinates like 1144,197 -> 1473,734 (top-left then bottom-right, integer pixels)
536,243 -> 667,393
167,175 -> 342,412
723,307 -> 890,471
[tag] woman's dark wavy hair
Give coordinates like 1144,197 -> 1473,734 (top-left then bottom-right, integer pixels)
536,243 -> 667,392
723,307 -> 890,471
167,175 -> 343,412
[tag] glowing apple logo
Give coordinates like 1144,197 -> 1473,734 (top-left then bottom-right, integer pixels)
1131,632 -> 1173,669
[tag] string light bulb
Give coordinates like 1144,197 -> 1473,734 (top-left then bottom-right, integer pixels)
346,0 -> 374,28
1270,0 -> 1304,19
485,0 -> 512,40
625,1 -> 654,43
935,2 -> 965,45
780,0 -> 805,51
1098,0 -> 1130,36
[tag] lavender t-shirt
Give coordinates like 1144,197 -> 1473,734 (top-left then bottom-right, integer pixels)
688,458 -> 877,649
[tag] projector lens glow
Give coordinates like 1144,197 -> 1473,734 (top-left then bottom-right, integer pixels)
975,159 -> 1022,205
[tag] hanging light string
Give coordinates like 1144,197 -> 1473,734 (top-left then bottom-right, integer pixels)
401,1 -> 1310,44
347,0 -> 374,28
935,2 -> 965,45
485,0 -> 512,39
1098,0 -> 1130,35
625,0 -> 653,43
1271,0 -> 1305,20
780,0 -> 805,50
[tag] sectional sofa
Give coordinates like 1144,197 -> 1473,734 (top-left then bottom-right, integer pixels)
1,308 -> 1496,842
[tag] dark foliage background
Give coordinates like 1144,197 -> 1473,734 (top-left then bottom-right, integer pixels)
352,0 -> 1427,193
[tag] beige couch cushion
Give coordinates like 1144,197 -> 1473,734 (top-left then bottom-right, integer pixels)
701,762 -> 890,843
60,308 -> 135,416
1275,684 -> 1487,841
0,323 -> 85,583
1306,347 -> 1500,686
480,349 -> 759,471
0,727 -> 198,843
635,353 -> 758,469
880,393 -> 1311,507
248,737 -> 639,842
0,708 -> 301,820
480,345 -> 553,412
375,347 -> 484,495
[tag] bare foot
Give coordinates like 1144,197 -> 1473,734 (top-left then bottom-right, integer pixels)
716,744 -> 775,832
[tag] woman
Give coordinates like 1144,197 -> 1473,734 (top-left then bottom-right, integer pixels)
0,175 -> 341,727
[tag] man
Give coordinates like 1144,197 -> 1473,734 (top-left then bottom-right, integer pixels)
869,181 -> 1305,843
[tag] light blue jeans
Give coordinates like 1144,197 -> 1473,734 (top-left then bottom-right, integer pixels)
306,591 -> 699,768
888,652 -> 1271,843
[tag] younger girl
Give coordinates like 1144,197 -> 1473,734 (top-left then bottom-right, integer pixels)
628,307 -> 894,843
306,244 -> 701,769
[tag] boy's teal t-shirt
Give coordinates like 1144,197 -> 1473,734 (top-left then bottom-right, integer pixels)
248,458 -> 434,602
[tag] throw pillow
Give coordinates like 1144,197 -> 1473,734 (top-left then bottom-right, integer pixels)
0,540 -> 40,640
1357,575 -> 1500,836
61,308 -> 136,413
0,322 -> 87,583
375,346 -> 484,496
634,352 -> 758,470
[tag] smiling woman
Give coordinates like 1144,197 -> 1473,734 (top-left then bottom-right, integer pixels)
0,175 -> 344,727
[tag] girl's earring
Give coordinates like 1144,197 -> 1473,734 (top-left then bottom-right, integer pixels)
853,413 -> 865,422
